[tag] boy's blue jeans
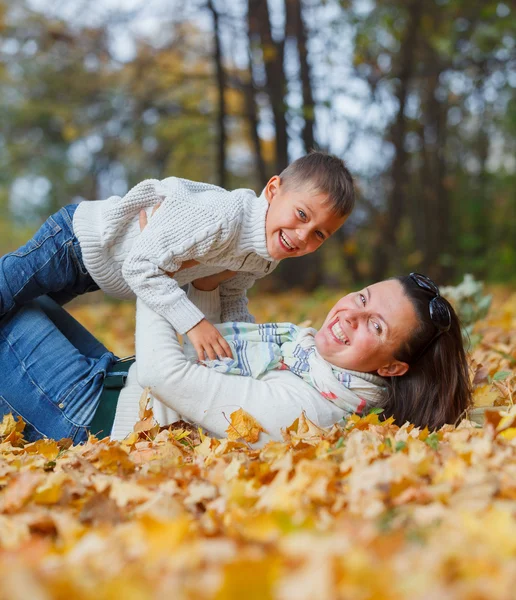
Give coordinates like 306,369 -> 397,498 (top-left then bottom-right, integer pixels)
0,204 -> 99,318
0,296 -> 116,443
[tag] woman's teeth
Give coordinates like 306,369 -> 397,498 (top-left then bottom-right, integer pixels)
331,321 -> 349,344
280,231 -> 294,250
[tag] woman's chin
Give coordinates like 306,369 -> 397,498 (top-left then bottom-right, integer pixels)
316,339 -> 344,369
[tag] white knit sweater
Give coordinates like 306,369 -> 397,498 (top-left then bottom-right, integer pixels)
110,286 -> 355,444
73,177 -> 278,334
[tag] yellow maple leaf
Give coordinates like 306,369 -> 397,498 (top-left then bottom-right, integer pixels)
0,414 -> 25,438
216,557 -> 278,600
33,473 -> 66,505
473,383 -> 503,408
25,439 -> 60,461
226,409 -> 265,443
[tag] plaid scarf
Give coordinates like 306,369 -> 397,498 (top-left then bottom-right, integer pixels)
201,322 -> 386,415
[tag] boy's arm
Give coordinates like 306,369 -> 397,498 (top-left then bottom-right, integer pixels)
218,271 -> 259,323
122,199 -> 234,335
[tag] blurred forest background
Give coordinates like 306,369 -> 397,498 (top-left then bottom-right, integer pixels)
1,0 -> 515,291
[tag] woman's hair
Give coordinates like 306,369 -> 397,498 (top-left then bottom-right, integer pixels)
379,275 -> 472,430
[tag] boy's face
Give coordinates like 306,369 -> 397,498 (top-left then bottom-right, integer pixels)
264,176 -> 347,261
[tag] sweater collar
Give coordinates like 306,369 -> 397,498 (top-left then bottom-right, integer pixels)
239,189 -> 275,261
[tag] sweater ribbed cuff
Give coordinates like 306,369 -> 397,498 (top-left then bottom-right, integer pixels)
166,294 -> 206,334
186,284 -> 221,324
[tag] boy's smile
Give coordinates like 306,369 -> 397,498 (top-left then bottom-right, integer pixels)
264,176 -> 347,261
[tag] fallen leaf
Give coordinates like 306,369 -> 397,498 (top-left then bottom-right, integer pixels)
226,409 -> 266,443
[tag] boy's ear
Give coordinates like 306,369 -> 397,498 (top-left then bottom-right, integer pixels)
377,360 -> 409,378
264,176 -> 281,204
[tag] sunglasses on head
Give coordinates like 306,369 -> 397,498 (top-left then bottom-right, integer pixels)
409,272 -> 451,362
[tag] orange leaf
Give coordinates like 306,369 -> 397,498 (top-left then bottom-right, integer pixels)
226,409 -> 265,443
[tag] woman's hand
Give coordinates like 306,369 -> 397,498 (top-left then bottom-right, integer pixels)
138,204 -> 160,231
192,270 -> 236,292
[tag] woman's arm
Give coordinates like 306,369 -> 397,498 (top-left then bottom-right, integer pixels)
134,299 -> 341,441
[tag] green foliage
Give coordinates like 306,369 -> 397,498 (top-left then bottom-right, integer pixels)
424,432 -> 439,450
0,0 -> 515,289
492,371 -> 511,382
440,274 -> 492,347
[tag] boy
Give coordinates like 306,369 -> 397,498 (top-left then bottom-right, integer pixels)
0,152 -> 354,360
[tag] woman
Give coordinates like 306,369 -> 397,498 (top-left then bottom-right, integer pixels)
0,271 -> 470,445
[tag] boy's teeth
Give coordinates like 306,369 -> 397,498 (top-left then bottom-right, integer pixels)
331,321 -> 348,344
280,231 -> 293,249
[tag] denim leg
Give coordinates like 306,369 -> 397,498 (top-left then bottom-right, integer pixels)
0,301 -> 116,443
35,296 -> 114,360
0,204 -> 99,319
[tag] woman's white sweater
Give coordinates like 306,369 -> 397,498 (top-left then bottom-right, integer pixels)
73,177 -> 277,334
111,286 -> 348,444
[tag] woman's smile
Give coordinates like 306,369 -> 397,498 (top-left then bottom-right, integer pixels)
328,317 -> 349,345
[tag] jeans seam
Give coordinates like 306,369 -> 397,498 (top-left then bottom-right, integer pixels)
60,206 -> 74,229
0,330 -> 84,429
60,363 -> 108,410
12,237 -> 72,301
68,240 -> 89,276
11,216 -> 62,258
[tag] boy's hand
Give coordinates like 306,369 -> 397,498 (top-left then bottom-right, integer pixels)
186,319 -> 233,362
192,270 -> 236,292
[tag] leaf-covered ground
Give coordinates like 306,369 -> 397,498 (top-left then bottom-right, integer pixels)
0,290 -> 515,599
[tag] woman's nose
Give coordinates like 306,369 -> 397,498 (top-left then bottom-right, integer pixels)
345,310 -> 360,329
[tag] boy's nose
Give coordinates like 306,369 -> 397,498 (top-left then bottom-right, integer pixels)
296,228 -> 309,245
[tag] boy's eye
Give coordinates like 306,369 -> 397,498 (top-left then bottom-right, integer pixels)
316,231 -> 325,241
359,293 -> 366,306
297,209 -> 307,220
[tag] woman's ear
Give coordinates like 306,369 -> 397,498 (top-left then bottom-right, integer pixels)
264,175 -> 281,204
377,360 -> 409,378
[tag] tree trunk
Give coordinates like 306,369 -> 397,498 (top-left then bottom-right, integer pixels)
371,0 -> 422,282
242,70 -> 268,185
247,0 -> 323,289
285,0 -> 315,153
248,0 -> 289,173
207,0 -> 227,188
420,69 -> 453,281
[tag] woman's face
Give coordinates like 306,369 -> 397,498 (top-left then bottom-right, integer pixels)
314,280 -> 419,377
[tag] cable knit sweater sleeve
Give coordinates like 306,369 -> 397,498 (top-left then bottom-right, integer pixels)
122,192 -> 237,334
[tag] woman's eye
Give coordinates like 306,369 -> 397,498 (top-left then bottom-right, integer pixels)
298,209 -> 307,220
359,293 -> 366,306
371,320 -> 382,335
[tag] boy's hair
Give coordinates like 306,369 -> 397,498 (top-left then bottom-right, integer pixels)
279,151 -> 355,217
